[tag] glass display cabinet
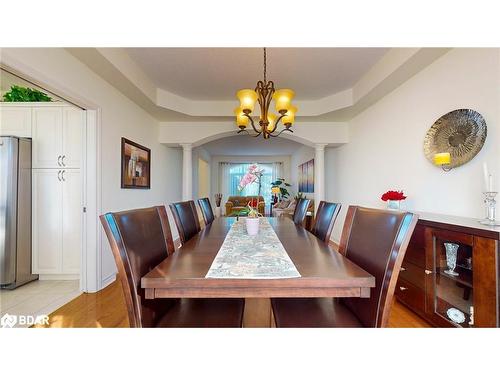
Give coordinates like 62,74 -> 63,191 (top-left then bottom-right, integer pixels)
396,216 -> 499,328
430,230 -> 474,327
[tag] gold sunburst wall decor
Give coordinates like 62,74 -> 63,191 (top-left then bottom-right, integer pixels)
424,109 -> 487,170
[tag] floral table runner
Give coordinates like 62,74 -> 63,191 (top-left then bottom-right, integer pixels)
205,218 -> 301,279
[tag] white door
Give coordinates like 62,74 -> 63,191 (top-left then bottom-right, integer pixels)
0,106 -> 32,137
32,169 -> 63,274
32,107 -> 63,168
61,169 -> 82,274
62,108 -> 84,168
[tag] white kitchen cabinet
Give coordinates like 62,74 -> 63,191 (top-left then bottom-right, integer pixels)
62,169 -> 82,273
62,108 -> 84,168
32,107 -> 63,168
32,169 -> 63,274
32,106 -> 84,169
0,105 -> 32,137
32,168 -> 82,275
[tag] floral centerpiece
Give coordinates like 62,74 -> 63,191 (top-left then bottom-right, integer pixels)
238,164 -> 263,235
381,190 -> 407,210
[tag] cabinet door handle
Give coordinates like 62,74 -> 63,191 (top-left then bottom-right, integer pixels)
61,170 -> 66,182
400,267 -> 406,272
57,155 -> 62,166
425,270 -> 433,275
399,286 -> 408,291
61,155 -> 66,166
57,170 -> 62,181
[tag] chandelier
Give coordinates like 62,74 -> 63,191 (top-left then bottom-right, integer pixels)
234,48 -> 297,139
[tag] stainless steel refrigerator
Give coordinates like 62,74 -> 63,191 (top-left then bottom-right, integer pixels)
0,136 -> 38,289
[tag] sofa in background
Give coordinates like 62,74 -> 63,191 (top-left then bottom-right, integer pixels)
272,198 -> 314,219
225,196 -> 265,216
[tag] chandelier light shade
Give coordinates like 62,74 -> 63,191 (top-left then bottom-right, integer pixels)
235,48 -> 298,139
273,89 -> 295,112
234,107 -> 249,127
282,105 -> 297,125
236,89 -> 258,112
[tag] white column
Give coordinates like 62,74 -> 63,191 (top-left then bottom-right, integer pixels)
181,143 -> 193,201
314,143 -> 327,213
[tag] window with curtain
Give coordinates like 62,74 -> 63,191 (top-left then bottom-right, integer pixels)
219,162 -> 282,204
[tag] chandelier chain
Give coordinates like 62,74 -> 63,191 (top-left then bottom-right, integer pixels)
263,47 -> 267,84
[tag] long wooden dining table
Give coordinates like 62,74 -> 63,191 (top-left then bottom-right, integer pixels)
141,216 -> 375,299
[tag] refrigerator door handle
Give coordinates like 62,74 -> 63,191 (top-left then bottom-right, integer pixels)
61,170 -> 66,182
57,155 -> 62,166
57,170 -> 62,181
61,155 -> 66,166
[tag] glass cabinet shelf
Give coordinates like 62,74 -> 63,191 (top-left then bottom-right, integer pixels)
433,237 -> 474,327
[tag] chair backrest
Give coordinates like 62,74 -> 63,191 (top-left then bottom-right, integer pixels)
311,201 -> 341,243
292,198 -> 311,225
197,197 -> 215,225
100,206 -> 176,328
169,200 -> 201,244
338,206 -> 418,327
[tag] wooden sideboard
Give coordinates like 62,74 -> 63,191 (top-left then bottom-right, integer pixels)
396,212 -> 499,327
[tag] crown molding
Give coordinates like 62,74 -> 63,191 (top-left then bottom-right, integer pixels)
67,47 -> 451,121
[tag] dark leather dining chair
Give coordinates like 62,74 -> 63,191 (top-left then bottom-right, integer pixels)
292,198 -> 311,226
197,197 -> 215,226
310,201 -> 341,243
169,200 -> 201,245
272,206 -> 418,328
100,206 -> 245,328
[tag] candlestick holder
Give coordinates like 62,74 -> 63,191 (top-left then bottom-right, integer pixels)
479,191 -> 500,226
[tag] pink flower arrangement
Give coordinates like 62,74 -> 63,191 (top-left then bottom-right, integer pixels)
238,164 -> 263,191
381,190 -> 407,201
238,172 -> 257,191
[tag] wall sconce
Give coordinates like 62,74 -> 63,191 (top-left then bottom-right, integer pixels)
434,152 -> 452,172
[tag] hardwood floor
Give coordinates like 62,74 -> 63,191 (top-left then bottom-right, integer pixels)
33,280 -> 431,328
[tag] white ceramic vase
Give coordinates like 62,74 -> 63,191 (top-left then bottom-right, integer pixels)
214,206 -> 222,218
245,217 -> 260,236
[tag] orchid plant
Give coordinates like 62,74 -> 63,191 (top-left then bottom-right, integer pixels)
238,164 -> 264,195
237,164 -> 264,218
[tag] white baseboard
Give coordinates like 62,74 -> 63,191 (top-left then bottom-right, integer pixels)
174,236 -> 181,249
329,240 -> 340,250
38,274 -> 80,281
101,273 -> 116,289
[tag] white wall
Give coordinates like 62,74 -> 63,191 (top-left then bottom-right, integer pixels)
290,145 -> 315,196
192,146 -> 211,200
328,48 -> 500,242
1,48 -> 183,288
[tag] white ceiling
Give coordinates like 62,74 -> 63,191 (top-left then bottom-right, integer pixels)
126,48 -> 388,101
200,134 -> 306,156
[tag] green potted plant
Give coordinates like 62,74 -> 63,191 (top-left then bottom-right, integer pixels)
271,178 -> 291,200
3,85 -> 52,102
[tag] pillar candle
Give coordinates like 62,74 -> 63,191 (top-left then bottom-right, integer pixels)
483,163 -> 490,192
434,153 -> 451,166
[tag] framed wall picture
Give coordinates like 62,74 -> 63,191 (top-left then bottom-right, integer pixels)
307,159 -> 314,193
298,159 -> 314,193
121,137 -> 151,189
